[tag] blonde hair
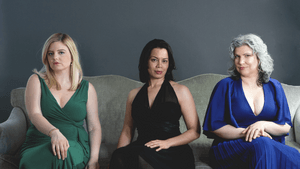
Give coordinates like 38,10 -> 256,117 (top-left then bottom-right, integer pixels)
35,33 -> 83,91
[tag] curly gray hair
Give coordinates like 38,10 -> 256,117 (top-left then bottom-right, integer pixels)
228,34 -> 274,85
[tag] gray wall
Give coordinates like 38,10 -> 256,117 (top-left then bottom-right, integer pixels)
1,0 -> 300,122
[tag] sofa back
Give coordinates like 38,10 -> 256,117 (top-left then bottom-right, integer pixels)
10,74 -> 300,162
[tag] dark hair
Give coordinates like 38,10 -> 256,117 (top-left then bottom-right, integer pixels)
138,39 -> 176,83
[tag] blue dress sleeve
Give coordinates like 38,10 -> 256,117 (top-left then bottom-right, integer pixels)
203,77 -> 239,138
269,78 -> 293,127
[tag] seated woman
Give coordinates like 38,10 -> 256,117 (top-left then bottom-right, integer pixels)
19,33 -> 101,169
109,39 -> 200,169
203,33 -> 300,169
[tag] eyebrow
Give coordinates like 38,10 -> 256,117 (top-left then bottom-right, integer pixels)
235,51 -> 253,55
48,49 -> 66,52
241,52 -> 253,55
149,56 -> 168,59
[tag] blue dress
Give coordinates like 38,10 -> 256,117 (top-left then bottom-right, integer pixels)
203,77 -> 300,169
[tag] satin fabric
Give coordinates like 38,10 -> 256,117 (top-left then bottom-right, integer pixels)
109,80 -> 194,169
203,77 -> 300,169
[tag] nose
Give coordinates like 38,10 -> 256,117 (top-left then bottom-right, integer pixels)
156,60 -> 162,68
53,53 -> 58,60
238,56 -> 245,64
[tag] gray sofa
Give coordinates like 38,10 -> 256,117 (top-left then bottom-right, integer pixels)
1,74 -> 300,169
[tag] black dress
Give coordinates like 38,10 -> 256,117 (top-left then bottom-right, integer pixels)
109,80 -> 195,169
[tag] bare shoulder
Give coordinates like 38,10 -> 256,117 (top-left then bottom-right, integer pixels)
128,86 -> 143,103
25,74 -> 42,100
169,81 -> 195,108
169,81 -> 190,96
88,82 -> 96,93
27,74 -> 41,87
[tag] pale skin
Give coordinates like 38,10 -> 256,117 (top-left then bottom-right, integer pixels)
212,45 -> 290,142
25,41 -> 101,169
117,48 -> 200,151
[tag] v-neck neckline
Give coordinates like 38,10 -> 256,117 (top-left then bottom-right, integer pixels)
239,78 -> 265,117
146,80 -> 166,110
41,78 -> 80,109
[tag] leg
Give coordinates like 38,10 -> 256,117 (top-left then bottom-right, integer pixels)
109,147 -> 138,169
249,137 -> 300,169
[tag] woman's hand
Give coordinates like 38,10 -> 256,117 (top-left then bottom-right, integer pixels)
49,129 -> 70,160
242,121 -> 272,142
145,139 -> 170,152
85,161 -> 100,169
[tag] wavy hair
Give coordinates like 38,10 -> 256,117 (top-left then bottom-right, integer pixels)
35,33 -> 83,90
228,34 -> 274,85
138,39 -> 176,83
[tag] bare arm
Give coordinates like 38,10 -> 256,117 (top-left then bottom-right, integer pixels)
264,122 -> 290,135
26,74 -> 57,135
25,74 -> 69,160
145,84 -> 200,151
242,121 -> 290,142
212,125 -> 246,140
212,122 -> 276,142
85,83 -> 101,168
244,121 -> 290,136
117,88 -> 139,148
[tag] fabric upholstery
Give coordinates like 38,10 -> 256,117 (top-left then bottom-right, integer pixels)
1,74 -> 300,169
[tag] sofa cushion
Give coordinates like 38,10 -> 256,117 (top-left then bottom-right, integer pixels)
0,154 -> 19,169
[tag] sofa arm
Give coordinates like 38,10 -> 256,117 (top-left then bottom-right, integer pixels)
294,106 -> 300,145
0,107 -> 27,155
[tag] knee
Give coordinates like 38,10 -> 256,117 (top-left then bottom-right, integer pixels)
250,137 -> 274,155
252,137 -> 273,146
109,147 -> 130,167
110,148 -> 127,162
109,147 -> 138,169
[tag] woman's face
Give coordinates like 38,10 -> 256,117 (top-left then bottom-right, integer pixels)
47,41 -> 72,73
147,48 -> 169,80
234,45 -> 259,78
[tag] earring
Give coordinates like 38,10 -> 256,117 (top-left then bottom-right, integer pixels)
70,62 -> 73,66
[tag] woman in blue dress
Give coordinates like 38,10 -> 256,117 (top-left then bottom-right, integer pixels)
203,34 -> 300,169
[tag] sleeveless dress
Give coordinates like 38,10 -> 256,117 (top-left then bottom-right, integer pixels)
203,77 -> 300,169
109,80 -> 195,169
19,75 -> 90,169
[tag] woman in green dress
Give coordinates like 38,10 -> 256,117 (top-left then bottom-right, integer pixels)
19,33 -> 101,169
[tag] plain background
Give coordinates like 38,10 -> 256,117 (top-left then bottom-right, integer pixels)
1,0 -> 300,122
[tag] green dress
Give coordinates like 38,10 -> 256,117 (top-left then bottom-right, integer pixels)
19,74 -> 90,169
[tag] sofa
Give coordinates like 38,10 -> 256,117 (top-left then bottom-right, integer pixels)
1,73 -> 300,169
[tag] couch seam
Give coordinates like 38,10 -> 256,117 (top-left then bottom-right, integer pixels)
0,155 -> 18,168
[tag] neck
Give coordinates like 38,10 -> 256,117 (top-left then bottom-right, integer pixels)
240,75 -> 259,88
53,70 -> 71,86
148,78 -> 165,88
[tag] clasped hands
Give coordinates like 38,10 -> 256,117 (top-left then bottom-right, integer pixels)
242,121 -> 272,142
145,139 -> 170,152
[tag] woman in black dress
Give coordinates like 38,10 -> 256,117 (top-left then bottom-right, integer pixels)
109,39 -> 200,169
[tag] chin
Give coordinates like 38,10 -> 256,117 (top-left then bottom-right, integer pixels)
151,75 -> 165,80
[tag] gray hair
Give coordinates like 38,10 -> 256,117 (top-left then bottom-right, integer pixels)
228,34 -> 274,85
